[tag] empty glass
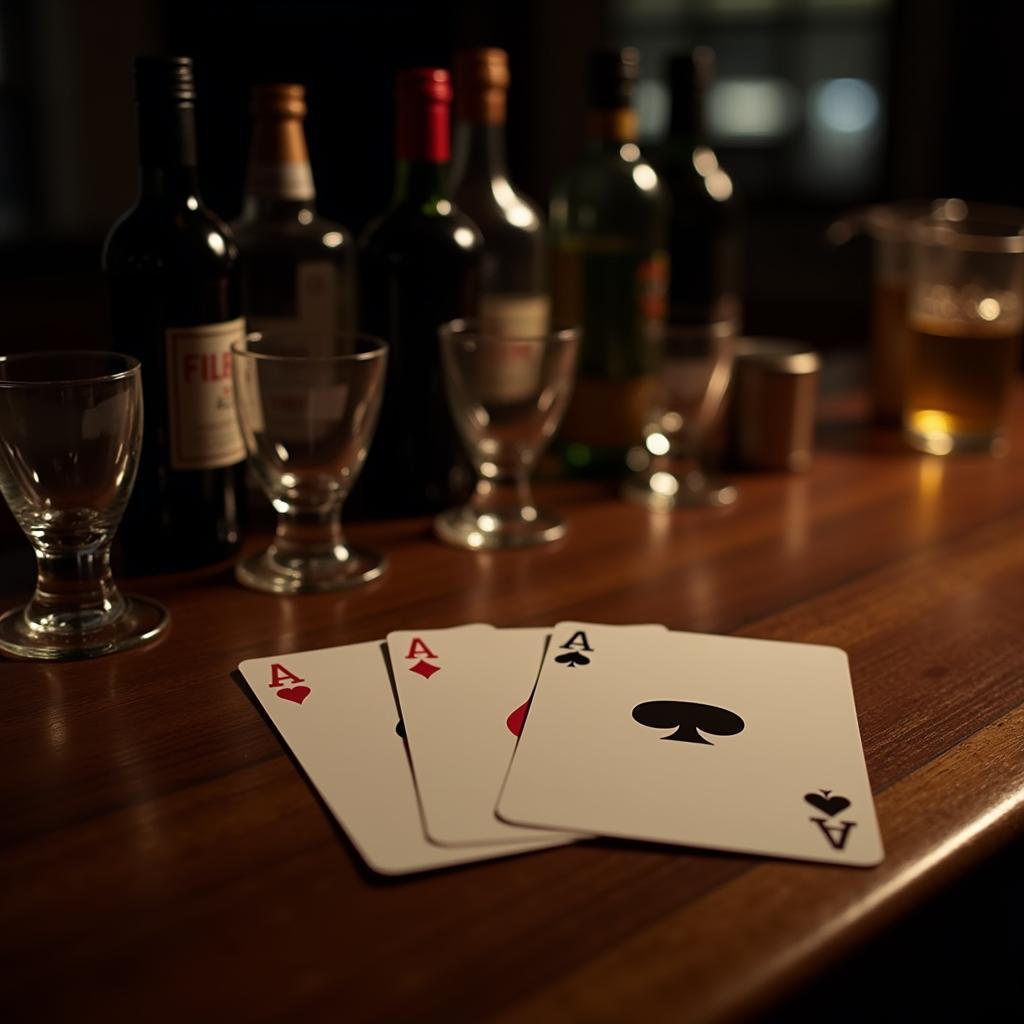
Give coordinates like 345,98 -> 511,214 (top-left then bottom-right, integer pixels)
624,322 -> 737,509
435,320 -> 579,549
0,352 -> 168,660
232,332 -> 388,593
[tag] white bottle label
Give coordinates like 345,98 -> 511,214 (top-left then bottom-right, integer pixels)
165,318 -> 247,470
480,293 -> 551,338
245,161 -> 315,202
476,294 -> 551,403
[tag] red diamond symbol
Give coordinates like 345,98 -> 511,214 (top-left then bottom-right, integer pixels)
410,660 -> 441,679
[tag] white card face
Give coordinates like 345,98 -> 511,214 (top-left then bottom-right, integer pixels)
498,623 -> 884,867
387,625 -> 583,847
237,640 -> 564,876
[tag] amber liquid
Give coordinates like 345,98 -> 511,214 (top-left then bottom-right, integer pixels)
904,314 -> 1021,449
869,279 -> 910,425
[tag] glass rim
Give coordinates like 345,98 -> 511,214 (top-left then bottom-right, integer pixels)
232,332 -> 389,364
0,350 -> 141,388
440,318 -> 581,345
661,320 -> 736,340
830,199 -> 1024,245
912,212 -> 1024,253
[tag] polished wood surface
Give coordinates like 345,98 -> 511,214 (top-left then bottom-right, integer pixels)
3,393 -> 1024,1023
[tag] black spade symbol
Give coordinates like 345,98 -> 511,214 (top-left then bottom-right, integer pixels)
555,651 -> 591,668
804,791 -> 851,817
631,700 -> 745,744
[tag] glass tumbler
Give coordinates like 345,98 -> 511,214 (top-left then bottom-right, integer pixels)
232,332 -> 388,594
0,352 -> 168,660
623,321 -> 737,509
435,320 -> 579,549
904,212 -> 1024,455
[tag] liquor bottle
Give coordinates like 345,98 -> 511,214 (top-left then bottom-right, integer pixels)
353,68 -> 482,517
231,83 -> 356,340
656,49 -> 740,328
450,48 -> 548,338
550,48 -> 670,477
103,56 -> 245,573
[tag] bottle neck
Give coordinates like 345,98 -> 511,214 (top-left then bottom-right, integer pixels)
393,159 -> 450,206
669,88 -> 706,145
136,102 -> 201,200
586,108 -> 638,152
450,120 -> 507,188
241,114 -> 316,220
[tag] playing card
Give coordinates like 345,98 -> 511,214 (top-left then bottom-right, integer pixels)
497,622 -> 884,867
237,640 -> 564,875
387,625 -> 583,846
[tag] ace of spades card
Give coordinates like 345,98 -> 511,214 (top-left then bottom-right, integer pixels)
497,622 -> 884,867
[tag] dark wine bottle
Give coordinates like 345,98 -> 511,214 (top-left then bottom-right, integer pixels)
103,56 -> 245,573
352,68 -> 481,518
231,83 -> 356,339
656,49 -> 740,328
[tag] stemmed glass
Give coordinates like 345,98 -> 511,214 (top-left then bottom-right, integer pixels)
231,332 -> 388,594
624,322 -> 737,509
435,319 -> 579,549
0,352 -> 169,660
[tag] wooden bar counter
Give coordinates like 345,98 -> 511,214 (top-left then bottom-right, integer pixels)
2,393 -> 1024,1022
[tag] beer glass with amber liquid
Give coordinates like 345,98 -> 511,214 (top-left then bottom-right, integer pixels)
903,213 -> 1024,455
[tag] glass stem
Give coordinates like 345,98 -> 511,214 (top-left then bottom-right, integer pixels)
272,505 -> 347,564
471,466 -> 534,520
27,543 -> 125,634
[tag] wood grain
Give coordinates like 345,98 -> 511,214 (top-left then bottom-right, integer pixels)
2,393 -> 1024,1023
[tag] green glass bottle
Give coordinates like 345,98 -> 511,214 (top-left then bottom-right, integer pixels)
550,48 -> 670,477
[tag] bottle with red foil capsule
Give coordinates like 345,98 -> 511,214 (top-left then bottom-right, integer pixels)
103,56 -> 245,572
353,68 -> 482,518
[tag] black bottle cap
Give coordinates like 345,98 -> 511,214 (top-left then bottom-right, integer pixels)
588,48 -> 638,110
134,56 -> 196,104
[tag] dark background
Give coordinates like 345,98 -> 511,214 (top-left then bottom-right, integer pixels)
2,2 -> 1023,1015
3,0 -> 1024,354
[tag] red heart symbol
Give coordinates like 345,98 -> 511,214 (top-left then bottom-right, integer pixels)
506,698 -> 531,737
277,686 -> 311,705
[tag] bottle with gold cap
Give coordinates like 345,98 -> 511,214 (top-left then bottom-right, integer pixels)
450,48 -> 548,337
550,48 -> 670,478
232,83 -> 355,339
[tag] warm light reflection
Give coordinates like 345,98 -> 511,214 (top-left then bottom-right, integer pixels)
454,227 -> 476,249
910,410 -> 955,455
322,231 -> 343,248
298,208 -> 313,225
632,163 -> 658,192
649,471 -> 679,497
645,432 -> 670,456
207,232 -> 226,256
186,196 -> 199,211
436,199 -> 452,215
978,297 -> 1001,321
692,146 -> 718,176
619,143 -> 640,163
492,178 -> 537,229
705,170 -> 733,201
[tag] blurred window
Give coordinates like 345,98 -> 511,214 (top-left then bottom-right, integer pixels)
613,0 -> 891,201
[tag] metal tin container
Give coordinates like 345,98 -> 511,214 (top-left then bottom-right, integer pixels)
725,338 -> 820,472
